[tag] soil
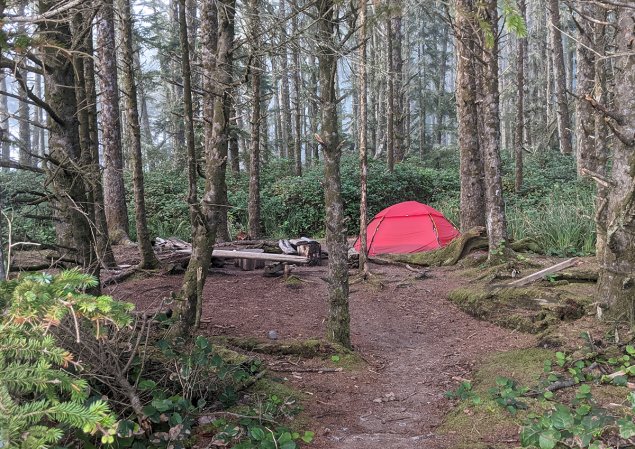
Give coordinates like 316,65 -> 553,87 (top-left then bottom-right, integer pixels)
107,253 -> 536,449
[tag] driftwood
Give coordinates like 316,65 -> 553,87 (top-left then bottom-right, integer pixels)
508,258 -> 581,287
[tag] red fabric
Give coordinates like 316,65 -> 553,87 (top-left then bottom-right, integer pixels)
354,201 -> 460,256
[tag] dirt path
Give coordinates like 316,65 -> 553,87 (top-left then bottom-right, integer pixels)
111,263 -> 534,449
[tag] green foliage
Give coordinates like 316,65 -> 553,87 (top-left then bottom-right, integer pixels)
0,171 -> 55,244
489,377 -> 529,414
208,393 -> 310,449
0,270 -> 126,449
445,381 -> 481,404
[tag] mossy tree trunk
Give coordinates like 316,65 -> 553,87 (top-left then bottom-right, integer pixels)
547,0 -> 573,155
358,0 -> 369,275
118,0 -> 160,269
247,0 -> 262,238
598,5 -> 635,319
478,0 -> 508,258
177,0 -> 234,336
40,0 -> 99,282
317,0 -> 351,349
98,0 -> 130,244
454,0 -> 486,232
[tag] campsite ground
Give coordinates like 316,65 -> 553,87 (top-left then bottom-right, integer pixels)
107,248 -> 539,449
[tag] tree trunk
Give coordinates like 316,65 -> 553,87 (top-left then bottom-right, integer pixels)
40,0 -> 99,279
97,0 -> 130,244
435,26 -> 449,146
594,15 -> 609,260
317,0 -> 350,349
0,72 -> 10,165
479,0 -> 508,258
547,0 -> 573,155
177,0 -> 234,335
229,101 -> 240,174
292,11 -> 302,176
358,0 -> 369,275
248,0 -> 262,238
118,0 -> 159,269
598,5 -> 635,317
574,2 -> 596,177
386,18 -> 395,171
17,4 -> 32,166
455,0 -> 485,231
83,16 -> 116,268
279,0 -> 293,161
391,6 -> 404,161
179,0 -> 198,252
514,0 -> 527,192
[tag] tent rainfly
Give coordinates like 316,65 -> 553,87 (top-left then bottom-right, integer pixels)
354,201 -> 460,256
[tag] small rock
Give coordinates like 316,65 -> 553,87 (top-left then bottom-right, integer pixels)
268,330 -> 278,340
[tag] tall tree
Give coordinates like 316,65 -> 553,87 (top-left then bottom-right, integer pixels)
547,0 -> 573,154
597,3 -> 635,317
177,0 -> 235,334
0,71 -> 9,164
454,0 -> 485,231
248,0 -> 263,238
514,0 -> 527,192
358,0 -> 369,275
479,0 -> 508,257
118,0 -> 160,268
16,3 -> 31,165
39,0 -> 99,280
97,0 -> 131,244
317,0 -> 350,348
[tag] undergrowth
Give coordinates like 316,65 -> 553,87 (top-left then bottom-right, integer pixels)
443,335 -> 635,449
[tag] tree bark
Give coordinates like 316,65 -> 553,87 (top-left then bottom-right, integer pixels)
455,0 -> 485,231
248,0 -> 262,238
598,5 -> 635,317
177,0 -> 234,335
514,0 -> 527,192
478,0 -> 508,258
292,10 -> 302,176
317,0 -> 350,349
574,2 -> 596,177
17,4 -> 32,166
358,0 -> 369,275
386,18 -> 395,171
0,71 -> 10,166
82,14 -> 116,268
97,0 -> 130,244
435,25 -> 449,146
40,0 -> 99,279
547,0 -> 573,155
118,0 -> 159,269
594,14 -> 609,260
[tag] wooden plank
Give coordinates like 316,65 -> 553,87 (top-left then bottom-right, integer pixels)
211,249 -> 309,264
508,258 -> 581,287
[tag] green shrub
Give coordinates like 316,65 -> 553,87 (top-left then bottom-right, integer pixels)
0,270 -> 129,448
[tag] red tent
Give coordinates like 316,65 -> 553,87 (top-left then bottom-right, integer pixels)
354,201 -> 460,256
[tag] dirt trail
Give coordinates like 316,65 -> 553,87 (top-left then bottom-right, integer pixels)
112,263 -> 534,449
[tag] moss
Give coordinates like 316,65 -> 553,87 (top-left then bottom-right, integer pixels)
382,227 -> 488,267
218,336 -> 348,358
439,349 -> 552,448
448,286 -> 591,334
284,275 -> 304,289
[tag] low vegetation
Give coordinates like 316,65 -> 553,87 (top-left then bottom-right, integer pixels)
1,151 -> 596,258
0,271 -> 313,449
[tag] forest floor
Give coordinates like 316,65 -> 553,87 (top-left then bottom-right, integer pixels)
106,247 -> 542,449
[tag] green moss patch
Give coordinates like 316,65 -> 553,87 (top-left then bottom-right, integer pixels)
439,349 -> 552,448
217,336 -> 349,358
448,285 -> 592,333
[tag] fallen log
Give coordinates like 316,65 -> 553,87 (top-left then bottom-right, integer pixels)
507,258 -> 581,287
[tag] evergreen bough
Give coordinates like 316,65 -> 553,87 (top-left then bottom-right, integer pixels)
0,269 -> 134,448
